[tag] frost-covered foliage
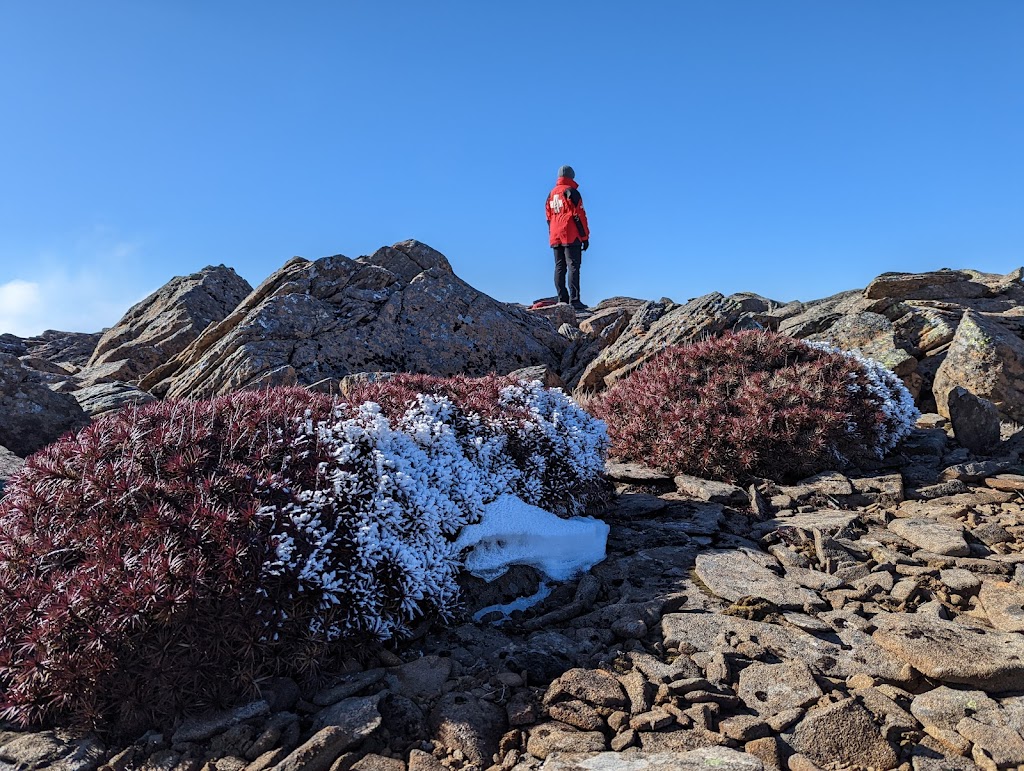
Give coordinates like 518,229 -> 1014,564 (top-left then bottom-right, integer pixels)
0,379 -> 609,733
805,341 -> 919,455
591,330 -> 919,484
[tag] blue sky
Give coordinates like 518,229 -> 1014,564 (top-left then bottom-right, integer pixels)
1,2 -> 1021,336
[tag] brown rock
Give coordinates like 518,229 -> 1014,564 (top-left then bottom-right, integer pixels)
547,700 -> 604,732
544,668 -> 627,710
985,474 -> 1024,492
575,293 -> 772,393
0,353 -> 89,456
525,722 -> 605,760
736,661 -> 822,716
87,265 -> 252,382
864,270 -> 992,301
947,387 -> 1001,455
978,581 -> 1024,632
808,311 -> 917,377
429,692 -> 506,767
873,613 -> 1024,691
142,242 -> 567,399
790,698 -> 897,770
933,310 -> 1024,421
674,474 -> 749,506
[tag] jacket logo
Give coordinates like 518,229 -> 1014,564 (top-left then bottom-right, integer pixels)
549,195 -> 564,213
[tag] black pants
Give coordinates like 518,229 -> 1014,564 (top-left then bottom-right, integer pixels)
553,243 -> 582,303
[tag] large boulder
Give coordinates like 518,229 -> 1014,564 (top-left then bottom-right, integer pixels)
573,293 -> 776,394
808,311 -> 917,377
0,353 -> 89,456
85,265 -> 252,382
864,269 -> 993,301
932,310 -> 1024,421
141,241 -> 568,400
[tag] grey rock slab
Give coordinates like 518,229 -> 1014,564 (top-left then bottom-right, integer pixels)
540,747 -> 766,770
268,723 -> 371,771
310,693 -> 383,735
172,699 -> 270,744
956,717 -> 1024,767
429,691 -> 506,767
789,698 -> 898,771
662,612 -> 911,682
604,461 -> 672,484
673,474 -> 748,506
694,551 -> 825,610
737,660 -> 823,716
70,381 -> 157,417
0,353 -> 90,456
978,580 -> 1024,632
313,669 -> 386,707
0,731 -> 105,771
391,655 -> 452,700
750,509 -> 859,540
888,517 -> 970,557
873,612 -> 1024,691
940,568 -> 982,595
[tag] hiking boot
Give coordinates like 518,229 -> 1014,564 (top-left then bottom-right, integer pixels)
570,300 -> 588,312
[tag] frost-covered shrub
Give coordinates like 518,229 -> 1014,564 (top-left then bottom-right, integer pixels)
344,374 -> 611,517
591,331 -> 919,483
0,379 -> 608,732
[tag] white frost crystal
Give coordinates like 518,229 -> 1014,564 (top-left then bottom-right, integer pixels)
257,383 -> 608,643
808,341 -> 920,455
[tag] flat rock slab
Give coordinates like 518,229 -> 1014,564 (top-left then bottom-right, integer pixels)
790,698 -> 898,770
737,661 -> 823,716
694,551 -> 825,610
604,461 -> 672,484
751,510 -> 859,540
674,474 -> 748,506
979,581 -> 1024,632
888,518 -> 970,557
661,613 -> 909,682
873,613 -> 1024,691
541,747 -> 765,770
985,474 -> 1024,492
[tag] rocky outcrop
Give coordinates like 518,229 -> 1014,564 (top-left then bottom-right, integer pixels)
85,265 -> 252,383
573,293 -> 778,393
70,381 -> 157,418
932,310 -> 1024,422
22,330 -> 103,370
141,242 -> 568,400
0,353 -> 89,456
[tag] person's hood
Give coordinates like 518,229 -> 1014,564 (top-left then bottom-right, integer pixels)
556,177 -> 579,188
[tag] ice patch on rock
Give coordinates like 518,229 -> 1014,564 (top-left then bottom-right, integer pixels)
472,582 -> 553,623
455,493 -> 609,582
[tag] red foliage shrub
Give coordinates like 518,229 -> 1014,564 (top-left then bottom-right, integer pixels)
0,388 -> 336,734
0,377 -> 609,734
591,331 -> 913,483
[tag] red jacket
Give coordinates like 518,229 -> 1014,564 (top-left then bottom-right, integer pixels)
546,177 -> 590,247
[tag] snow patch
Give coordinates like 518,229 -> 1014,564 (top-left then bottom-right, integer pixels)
455,493 -> 609,582
472,582 -> 553,623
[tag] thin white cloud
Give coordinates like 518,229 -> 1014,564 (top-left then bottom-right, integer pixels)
0,232 -> 156,337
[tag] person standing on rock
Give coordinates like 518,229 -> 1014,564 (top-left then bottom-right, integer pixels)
546,165 -> 591,311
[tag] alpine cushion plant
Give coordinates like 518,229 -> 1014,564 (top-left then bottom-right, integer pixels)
0,378 -> 608,733
591,330 -> 918,484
